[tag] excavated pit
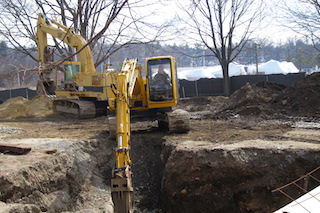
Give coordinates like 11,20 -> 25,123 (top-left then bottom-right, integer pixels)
1,118 -> 320,213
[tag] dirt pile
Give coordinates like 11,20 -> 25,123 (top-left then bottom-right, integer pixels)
0,96 -> 53,119
198,72 -> 320,119
220,82 -> 286,117
278,72 -> 320,117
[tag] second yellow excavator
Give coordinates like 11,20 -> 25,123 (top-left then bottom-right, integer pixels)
36,13 -> 190,212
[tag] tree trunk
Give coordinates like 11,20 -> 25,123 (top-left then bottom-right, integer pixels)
222,63 -> 231,96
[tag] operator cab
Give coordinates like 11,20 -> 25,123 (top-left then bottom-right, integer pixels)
147,58 -> 174,102
62,61 -> 80,90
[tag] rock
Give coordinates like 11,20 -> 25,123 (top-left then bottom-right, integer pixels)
180,189 -> 187,194
282,99 -> 287,105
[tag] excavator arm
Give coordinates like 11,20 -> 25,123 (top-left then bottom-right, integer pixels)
111,59 -> 143,213
36,13 -> 96,74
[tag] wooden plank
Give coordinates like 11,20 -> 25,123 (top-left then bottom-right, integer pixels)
0,144 -> 31,155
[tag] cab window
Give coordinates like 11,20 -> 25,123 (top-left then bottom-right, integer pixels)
147,58 -> 173,101
64,63 -> 80,81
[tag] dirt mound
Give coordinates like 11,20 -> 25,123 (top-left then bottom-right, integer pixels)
277,72 -> 320,117
200,73 -> 320,119
25,96 -> 54,118
214,82 -> 286,118
0,96 -> 53,119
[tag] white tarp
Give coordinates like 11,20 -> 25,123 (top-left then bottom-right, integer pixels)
258,60 -> 299,75
177,60 -> 299,81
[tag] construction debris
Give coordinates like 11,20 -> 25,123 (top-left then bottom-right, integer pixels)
0,144 -> 31,155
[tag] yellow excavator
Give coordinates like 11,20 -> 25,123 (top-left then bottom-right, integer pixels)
36,13 -> 190,212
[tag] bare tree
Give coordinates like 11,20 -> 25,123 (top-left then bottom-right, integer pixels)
178,0 -> 264,96
280,0 -> 320,50
0,0 -> 38,61
0,0 -> 173,68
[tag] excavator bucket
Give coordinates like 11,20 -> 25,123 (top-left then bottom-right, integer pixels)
111,167 -> 134,213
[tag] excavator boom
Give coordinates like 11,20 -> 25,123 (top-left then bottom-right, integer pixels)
36,13 -> 96,74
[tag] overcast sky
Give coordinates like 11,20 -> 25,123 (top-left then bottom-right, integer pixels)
0,0 -> 304,47
145,0 -> 303,45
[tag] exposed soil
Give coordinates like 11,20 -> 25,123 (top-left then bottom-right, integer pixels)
0,73 -> 320,212
278,72 -> 320,117
180,72 -> 320,120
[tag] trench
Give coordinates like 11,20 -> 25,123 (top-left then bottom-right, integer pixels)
131,129 -> 167,212
1,126 -> 320,213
